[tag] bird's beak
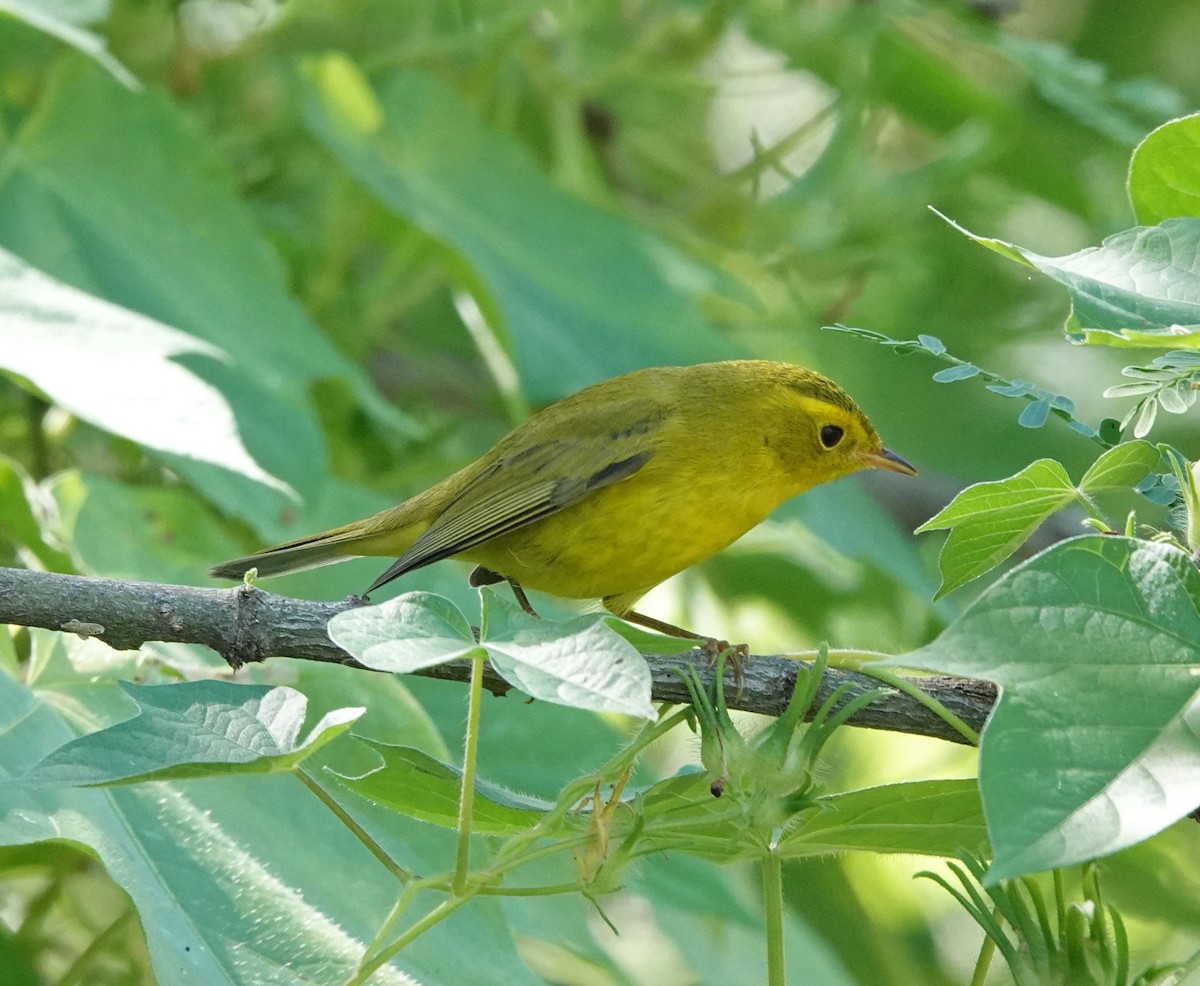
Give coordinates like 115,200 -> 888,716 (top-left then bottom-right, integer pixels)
860,447 -> 917,476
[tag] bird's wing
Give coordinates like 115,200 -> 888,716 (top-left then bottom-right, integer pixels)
364,398 -> 665,594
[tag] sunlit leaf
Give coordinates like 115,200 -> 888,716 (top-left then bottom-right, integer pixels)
1129,113 -> 1200,225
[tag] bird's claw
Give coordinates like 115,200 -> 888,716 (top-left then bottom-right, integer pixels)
701,639 -> 750,697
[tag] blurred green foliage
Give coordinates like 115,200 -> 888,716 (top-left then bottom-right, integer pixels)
2,0 -> 1200,983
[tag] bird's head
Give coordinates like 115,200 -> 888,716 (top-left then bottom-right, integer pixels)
760,363 -> 917,491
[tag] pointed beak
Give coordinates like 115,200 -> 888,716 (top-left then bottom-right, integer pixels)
860,447 -> 917,476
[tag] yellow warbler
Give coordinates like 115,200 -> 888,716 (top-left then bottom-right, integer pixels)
211,361 -> 914,638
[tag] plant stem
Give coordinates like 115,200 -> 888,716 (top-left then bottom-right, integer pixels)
297,766 -> 411,882
454,653 -> 486,895
830,656 -> 981,746
969,921 -> 998,986
762,850 -> 786,986
349,897 -> 469,986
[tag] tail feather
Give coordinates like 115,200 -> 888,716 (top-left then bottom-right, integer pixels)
209,531 -> 366,581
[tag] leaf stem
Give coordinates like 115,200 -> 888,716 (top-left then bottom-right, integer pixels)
454,653 -> 487,895
762,850 -> 786,986
296,766 -> 411,882
350,897 -> 468,986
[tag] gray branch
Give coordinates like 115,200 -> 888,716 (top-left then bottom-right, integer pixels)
0,568 -> 995,744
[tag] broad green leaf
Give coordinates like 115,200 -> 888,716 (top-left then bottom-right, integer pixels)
480,590 -> 656,720
916,459 -> 1076,597
777,780 -> 987,858
331,591 -> 656,719
936,210 -> 1200,348
1077,440 -> 1160,492
0,60 -> 413,539
897,537 -> 1200,881
331,742 -> 555,835
1129,113 -> 1200,225
917,446 -> 1159,598
302,56 -> 736,402
0,0 -> 137,88
327,591 -> 482,673
19,681 -> 362,787
0,663 -> 531,985
0,249 -> 290,494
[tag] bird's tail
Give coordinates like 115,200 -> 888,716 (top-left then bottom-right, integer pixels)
209,527 -> 368,581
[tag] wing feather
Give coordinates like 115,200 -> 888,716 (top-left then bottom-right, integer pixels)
364,398 -> 663,594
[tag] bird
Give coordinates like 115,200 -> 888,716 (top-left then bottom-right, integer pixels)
211,360 -> 915,641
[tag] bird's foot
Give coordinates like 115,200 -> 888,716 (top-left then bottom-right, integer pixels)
702,638 -> 749,697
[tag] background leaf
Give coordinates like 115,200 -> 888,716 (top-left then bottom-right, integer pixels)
0,249 -> 290,494
302,58 -> 737,402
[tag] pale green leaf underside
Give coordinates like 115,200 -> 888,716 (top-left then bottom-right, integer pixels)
328,591 -> 655,719
18,681 -> 362,787
936,209 -> 1200,348
0,249 -> 291,494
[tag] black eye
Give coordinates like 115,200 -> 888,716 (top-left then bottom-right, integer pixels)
820,425 -> 844,448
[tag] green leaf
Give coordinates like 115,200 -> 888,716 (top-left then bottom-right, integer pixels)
0,454 -> 73,572
936,210 -> 1200,348
19,681 -> 362,787
778,780 -> 987,858
931,364 -> 980,383
0,249 -> 290,494
897,537 -> 1200,881
480,591 -> 656,720
301,57 -> 736,402
1017,399 -> 1051,428
1129,113 -> 1200,225
330,741 -> 555,835
65,473 -> 245,585
327,591 -> 482,673
328,590 -> 656,719
1077,440 -> 1160,492
916,459 -> 1077,597
0,60 -> 412,539
0,664 -> 530,984
0,0 -> 138,89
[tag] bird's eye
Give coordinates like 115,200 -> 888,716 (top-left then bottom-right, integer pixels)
820,425 -> 844,448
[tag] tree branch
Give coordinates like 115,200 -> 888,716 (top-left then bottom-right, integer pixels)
0,568 -> 995,744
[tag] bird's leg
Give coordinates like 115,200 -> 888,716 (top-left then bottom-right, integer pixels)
620,609 -> 702,640
507,579 -> 540,618
622,609 -> 748,694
